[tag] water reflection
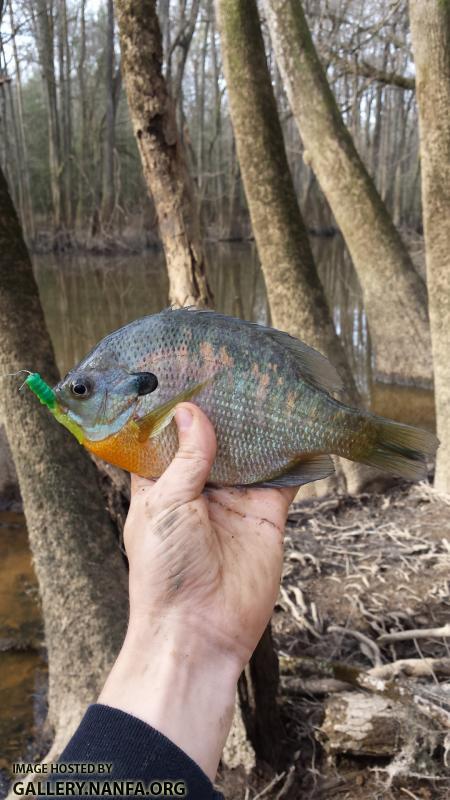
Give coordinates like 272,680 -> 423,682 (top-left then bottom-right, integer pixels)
33,238 -> 367,388
310,235 -> 371,397
30,235 -> 439,446
34,238 -> 434,424
0,512 -> 46,775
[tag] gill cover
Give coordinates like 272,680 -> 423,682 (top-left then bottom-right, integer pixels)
53,368 -> 160,442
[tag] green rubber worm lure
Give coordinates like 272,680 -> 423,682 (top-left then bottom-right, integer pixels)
25,373 -> 85,444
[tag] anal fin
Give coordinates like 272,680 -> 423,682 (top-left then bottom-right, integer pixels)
248,454 -> 335,489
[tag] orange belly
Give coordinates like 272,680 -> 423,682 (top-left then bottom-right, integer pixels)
84,419 -> 170,478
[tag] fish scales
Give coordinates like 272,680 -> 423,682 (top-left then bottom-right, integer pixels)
81,311 -> 335,483
49,308 -> 438,487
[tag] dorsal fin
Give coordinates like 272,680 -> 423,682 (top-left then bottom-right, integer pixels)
265,328 -> 342,394
164,308 -> 342,395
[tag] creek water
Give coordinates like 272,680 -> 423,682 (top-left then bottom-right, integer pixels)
0,239 -> 435,771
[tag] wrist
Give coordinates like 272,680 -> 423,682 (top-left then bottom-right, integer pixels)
99,617 -> 242,781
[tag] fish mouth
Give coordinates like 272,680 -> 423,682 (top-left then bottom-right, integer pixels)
53,383 -> 140,442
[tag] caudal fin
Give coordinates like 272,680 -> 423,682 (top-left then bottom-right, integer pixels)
360,417 -> 439,480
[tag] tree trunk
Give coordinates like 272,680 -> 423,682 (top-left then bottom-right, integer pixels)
195,9 -> 210,203
102,0 -> 116,227
217,0 -> 380,499
115,0 -> 213,307
409,0 -> 450,492
8,0 -> 35,240
238,626 -> 284,768
215,0 -> 358,400
210,8 -> 224,235
59,0 -> 74,229
0,72 -> 13,192
263,0 -> 432,387
0,41 -> 23,224
169,0 -> 201,116
0,167 -> 128,757
35,0 -> 67,236
76,0 -> 88,228
116,0 -> 294,769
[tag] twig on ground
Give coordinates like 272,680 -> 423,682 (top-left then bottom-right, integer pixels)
400,788 -> 421,800
253,772 -> 286,800
275,766 -> 296,799
369,657 -> 450,679
328,624 -> 382,666
279,586 -> 320,638
378,625 -> 450,643
282,677 -> 351,695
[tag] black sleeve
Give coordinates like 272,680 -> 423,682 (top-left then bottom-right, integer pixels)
49,703 -> 223,799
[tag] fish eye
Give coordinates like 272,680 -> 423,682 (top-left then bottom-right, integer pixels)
70,378 -> 93,399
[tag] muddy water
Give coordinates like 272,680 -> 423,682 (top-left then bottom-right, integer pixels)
0,513 -> 46,774
32,239 -> 369,392
0,238 -> 435,769
33,243 -> 269,379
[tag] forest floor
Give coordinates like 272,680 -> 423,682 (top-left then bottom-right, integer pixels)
217,481 -> 450,800
1,479 -> 449,799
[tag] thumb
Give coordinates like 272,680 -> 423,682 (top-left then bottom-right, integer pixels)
153,402 -> 217,505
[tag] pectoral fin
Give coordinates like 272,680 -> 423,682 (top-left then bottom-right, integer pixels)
134,379 -> 212,442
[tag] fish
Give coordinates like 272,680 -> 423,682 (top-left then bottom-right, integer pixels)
49,308 -> 438,488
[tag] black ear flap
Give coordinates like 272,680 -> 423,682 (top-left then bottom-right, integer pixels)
134,372 -> 158,396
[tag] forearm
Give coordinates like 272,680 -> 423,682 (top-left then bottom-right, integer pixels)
99,618 -> 242,781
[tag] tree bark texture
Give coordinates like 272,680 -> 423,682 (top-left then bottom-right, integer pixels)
115,0 -> 213,308
76,0 -> 88,227
0,168 -> 128,756
57,0 -> 74,229
102,0 -> 116,226
237,626 -> 284,768
35,0 -> 67,234
8,0 -> 35,240
215,0 -> 358,402
409,0 -> 450,492
263,0 -> 432,386
168,0 -> 201,113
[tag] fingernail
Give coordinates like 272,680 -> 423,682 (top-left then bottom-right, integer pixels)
175,406 -> 193,431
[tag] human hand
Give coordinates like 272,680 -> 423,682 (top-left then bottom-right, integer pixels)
125,402 -> 296,667
99,403 -> 296,779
